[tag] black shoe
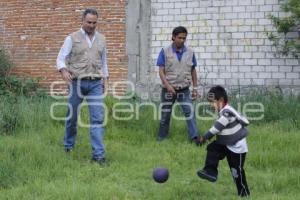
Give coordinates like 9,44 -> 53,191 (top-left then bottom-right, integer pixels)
197,170 -> 217,182
92,158 -> 106,166
157,135 -> 167,141
65,148 -> 73,153
192,136 -> 201,146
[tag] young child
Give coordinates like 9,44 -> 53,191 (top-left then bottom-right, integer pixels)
156,26 -> 200,145
197,85 -> 250,197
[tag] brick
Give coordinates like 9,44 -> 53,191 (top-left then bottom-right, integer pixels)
252,79 -> 265,85
293,79 -> 300,85
239,53 -> 251,58
266,79 -> 279,85
259,18 -> 272,25
286,73 -> 299,79
253,0 -> 267,5
245,72 -> 258,78
265,0 -> 279,5
279,66 -> 293,72
293,66 -> 300,72
260,5 -> 273,12
226,79 -> 239,86
163,3 -> 174,9
272,59 -> 285,66
233,6 -> 246,12
266,66 -> 279,72
225,13 -> 238,19
252,52 -> 265,58
239,79 -> 252,85
279,79 -> 292,85
245,59 -> 258,65
174,2 -> 186,8
239,66 -> 252,72
272,73 -> 285,79
252,66 -> 265,72
220,7 -> 232,13
258,59 -> 271,65
259,73 -> 272,79
285,59 -> 299,66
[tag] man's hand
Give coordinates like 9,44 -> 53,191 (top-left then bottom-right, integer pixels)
103,78 -> 109,94
166,84 -> 176,95
60,68 -> 73,82
192,88 -> 198,100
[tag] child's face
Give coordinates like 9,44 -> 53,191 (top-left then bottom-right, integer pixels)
210,99 -> 225,112
173,33 -> 187,49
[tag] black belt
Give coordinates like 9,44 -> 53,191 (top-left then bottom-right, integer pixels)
174,87 -> 189,91
73,77 -> 102,80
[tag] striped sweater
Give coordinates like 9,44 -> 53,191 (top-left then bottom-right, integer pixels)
204,104 -> 250,145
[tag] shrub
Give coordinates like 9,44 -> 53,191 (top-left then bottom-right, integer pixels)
0,45 -> 45,97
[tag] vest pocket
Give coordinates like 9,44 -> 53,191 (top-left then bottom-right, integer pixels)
72,41 -> 85,56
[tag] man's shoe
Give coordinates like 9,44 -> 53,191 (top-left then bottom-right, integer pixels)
192,136 -> 201,146
65,148 -> 73,153
157,135 -> 167,141
92,158 -> 106,166
197,170 -> 217,182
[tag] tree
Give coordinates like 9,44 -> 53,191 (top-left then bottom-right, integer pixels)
267,0 -> 300,58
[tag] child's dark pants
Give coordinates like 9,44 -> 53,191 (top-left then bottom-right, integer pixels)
203,141 -> 250,197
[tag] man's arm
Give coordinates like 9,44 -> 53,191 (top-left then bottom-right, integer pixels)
101,47 -> 109,93
191,53 -> 198,100
56,36 -> 73,82
159,67 -> 176,94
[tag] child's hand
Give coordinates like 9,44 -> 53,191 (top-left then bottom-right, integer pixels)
198,136 -> 206,146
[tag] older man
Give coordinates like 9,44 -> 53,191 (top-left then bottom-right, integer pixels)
56,8 -> 108,165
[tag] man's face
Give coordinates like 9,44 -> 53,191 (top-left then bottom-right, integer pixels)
82,13 -> 98,35
172,33 -> 187,49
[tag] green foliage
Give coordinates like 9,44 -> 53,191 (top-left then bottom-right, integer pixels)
0,94 -> 299,199
267,0 -> 300,58
0,45 -> 46,97
0,47 -> 13,77
0,96 -> 19,135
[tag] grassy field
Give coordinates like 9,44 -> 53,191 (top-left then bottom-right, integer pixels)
0,94 -> 299,200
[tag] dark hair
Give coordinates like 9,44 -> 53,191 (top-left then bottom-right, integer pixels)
172,26 -> 188,41
82,8 -> 98,19
207,85 -> 228,103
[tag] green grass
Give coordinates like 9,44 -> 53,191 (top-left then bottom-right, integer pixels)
0,95 -> 299,199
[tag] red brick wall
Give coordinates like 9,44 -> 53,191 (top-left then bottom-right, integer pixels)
0,0 -> 128,95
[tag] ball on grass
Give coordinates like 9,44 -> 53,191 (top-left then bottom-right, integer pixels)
153,167 -> 169,183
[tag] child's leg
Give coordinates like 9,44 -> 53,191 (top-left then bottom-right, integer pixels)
202,141 -> 227,178
226,151 -> 250,197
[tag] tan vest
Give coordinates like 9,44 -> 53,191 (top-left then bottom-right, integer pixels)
67,30 -> 105,78
163,45 -> 194,89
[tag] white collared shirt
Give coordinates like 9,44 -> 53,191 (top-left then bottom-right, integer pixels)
56,28 -> 109,78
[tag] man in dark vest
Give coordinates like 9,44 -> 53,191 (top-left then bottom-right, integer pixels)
56,8 -> 108,165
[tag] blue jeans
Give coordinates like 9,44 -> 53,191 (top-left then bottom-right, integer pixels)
64,79 -> 105,160
158,88 -> 198,140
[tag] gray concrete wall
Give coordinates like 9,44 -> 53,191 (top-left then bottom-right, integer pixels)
126,0 -> 300,97
126,0 -> 160,100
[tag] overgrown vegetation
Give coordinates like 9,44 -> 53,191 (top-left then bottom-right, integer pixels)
0,92 -> 299,199
267,0 -> 300,58
0,45 -> 43,96
0,45 -> 46,135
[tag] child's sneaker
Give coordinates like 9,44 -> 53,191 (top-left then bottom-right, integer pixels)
197,169 -> 217,182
